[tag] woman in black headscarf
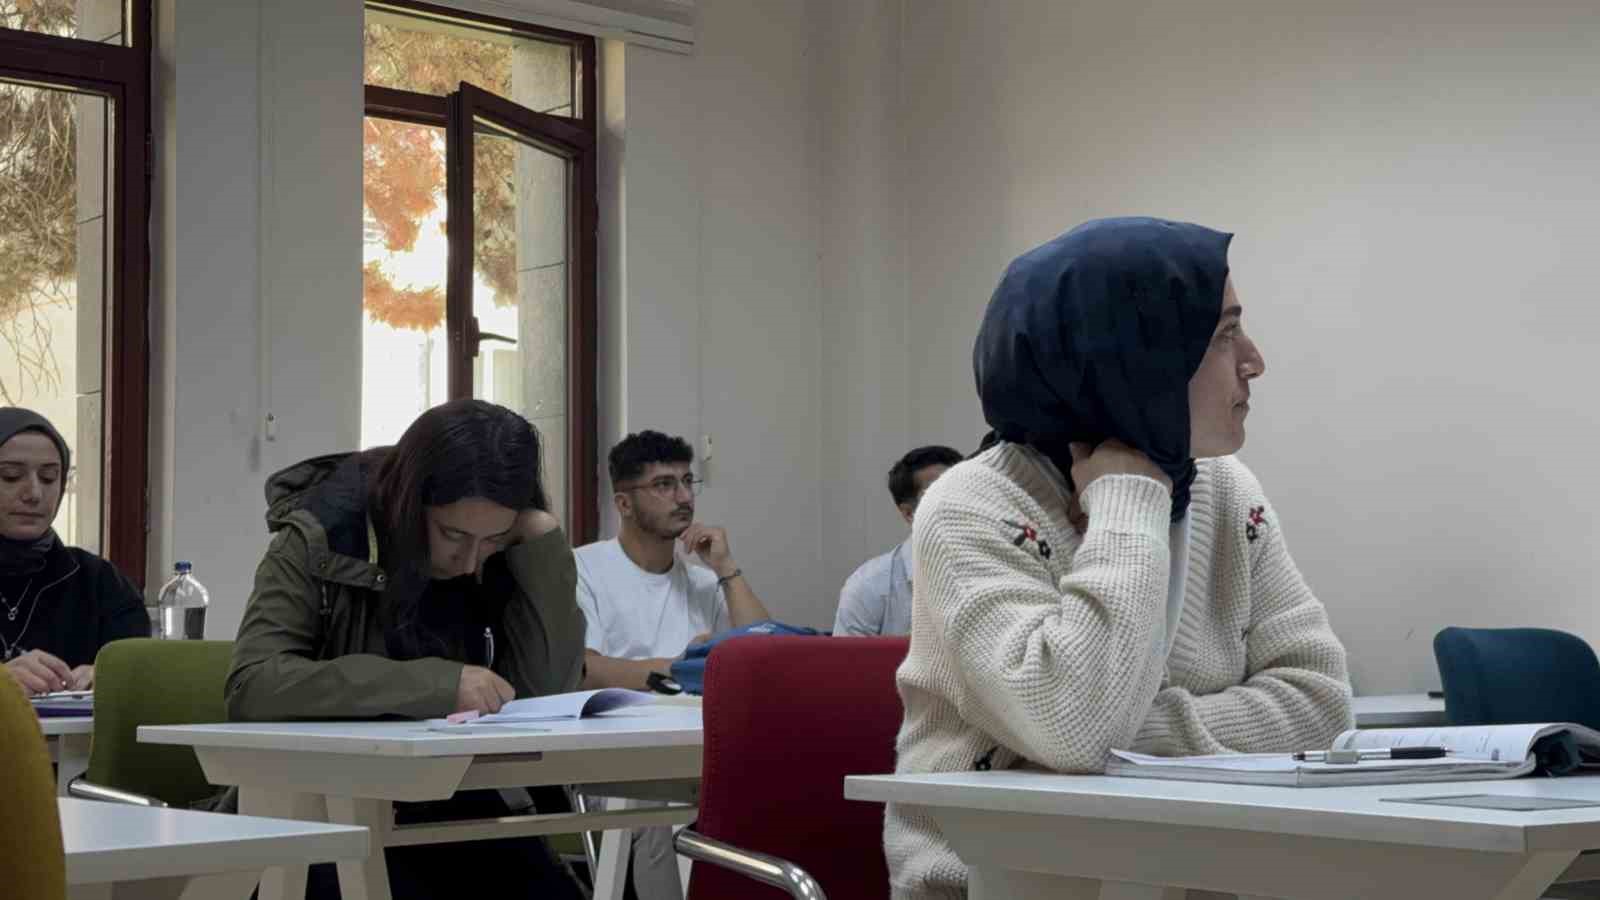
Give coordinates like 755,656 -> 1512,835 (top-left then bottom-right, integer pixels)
0,408 -> 148,695
887,218 -> 1352,899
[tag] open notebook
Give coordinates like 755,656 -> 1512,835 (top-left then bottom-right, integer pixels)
427,688 -> 656,731
31,690 -> 93,718
1106,722 -> 1600,787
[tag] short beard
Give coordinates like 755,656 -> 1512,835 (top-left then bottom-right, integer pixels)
639,508 -> 692,541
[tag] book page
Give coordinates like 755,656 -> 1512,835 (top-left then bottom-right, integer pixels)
1333,723 -> 1558,762
580,689 -> 657,716
1109,750 -> 1297,772
434,689 -> 656,725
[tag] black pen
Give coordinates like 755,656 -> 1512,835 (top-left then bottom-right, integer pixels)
1293,747 -> 1449,763
483,626 -> 495,670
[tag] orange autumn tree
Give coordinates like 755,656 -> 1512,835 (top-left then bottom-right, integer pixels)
362,20 -> 525,332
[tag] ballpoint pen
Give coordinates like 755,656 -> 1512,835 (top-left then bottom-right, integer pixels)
1293,747 -> 1449,763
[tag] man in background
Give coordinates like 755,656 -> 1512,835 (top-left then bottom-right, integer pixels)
832,445 -> 963,636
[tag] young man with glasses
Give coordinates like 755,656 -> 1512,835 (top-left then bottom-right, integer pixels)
575,430 -> 770,692
833,445 -> 963,636
574,430 -> 770,900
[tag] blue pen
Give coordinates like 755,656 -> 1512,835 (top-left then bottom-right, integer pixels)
483,626 -> 495,669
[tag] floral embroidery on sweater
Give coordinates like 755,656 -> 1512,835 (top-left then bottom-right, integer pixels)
1002,518 -> 1052,560
1246,505 -> 1267,543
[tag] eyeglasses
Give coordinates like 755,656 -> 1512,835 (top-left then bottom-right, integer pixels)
620,474 -> 703,498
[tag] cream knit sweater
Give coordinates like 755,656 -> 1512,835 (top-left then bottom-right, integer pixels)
887,443 -> 1353,899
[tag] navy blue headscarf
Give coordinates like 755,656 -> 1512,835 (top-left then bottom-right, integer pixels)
973,217 -> 1232,521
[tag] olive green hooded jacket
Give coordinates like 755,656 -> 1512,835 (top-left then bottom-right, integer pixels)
225,452 -> 585,721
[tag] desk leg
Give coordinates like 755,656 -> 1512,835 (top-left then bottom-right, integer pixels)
1493,851 -> 1588,900
326,796 -> 394,900
57,732 -> 91,796
242,788 -> 325,900
592,797 -> 636,900
175,871 -> 262,900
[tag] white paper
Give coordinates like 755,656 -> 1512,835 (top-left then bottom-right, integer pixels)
431,688 -> 655,728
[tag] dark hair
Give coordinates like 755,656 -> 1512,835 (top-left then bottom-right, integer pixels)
608,430 -> 693,487
369,399 -> 545,659
887,445 -> 964,506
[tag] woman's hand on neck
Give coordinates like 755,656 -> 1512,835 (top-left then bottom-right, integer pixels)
1066,493 -> 1088,535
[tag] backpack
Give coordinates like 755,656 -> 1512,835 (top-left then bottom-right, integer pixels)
668,620 -> 822,694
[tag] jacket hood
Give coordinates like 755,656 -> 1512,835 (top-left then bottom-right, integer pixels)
262,451 -> 387,581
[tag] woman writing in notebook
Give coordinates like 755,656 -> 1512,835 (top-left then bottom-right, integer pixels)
0,408 -> 148,695
888,218 -> 1354,898
227,398 -> 586,899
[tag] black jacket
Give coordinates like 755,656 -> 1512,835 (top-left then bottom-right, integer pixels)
0,540 -> 148,665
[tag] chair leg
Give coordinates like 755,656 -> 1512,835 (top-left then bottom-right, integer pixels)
569,787 -> 602,878
592,797 -> 638,900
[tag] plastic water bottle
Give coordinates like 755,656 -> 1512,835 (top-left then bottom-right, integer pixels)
157,562 -> 209,640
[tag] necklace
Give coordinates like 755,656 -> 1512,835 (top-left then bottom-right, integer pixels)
0,578 -> 44,661
1,577 -> 35,621
0,562 -> 74,662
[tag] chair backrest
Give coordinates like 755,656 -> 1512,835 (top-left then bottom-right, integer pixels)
688,634 -> 909,900
86,638 -> 234,807
0,668 -> 67,900
1433,627 -> 1600,729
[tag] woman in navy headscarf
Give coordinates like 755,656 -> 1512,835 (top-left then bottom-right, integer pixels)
886,218 -> 1353,899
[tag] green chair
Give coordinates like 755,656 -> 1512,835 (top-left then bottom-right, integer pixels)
68,638 -> 233,808
0,667 -> 66,899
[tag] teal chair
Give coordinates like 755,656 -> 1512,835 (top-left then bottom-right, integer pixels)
1433,627 -> 1600,729
68,638 -> 233,807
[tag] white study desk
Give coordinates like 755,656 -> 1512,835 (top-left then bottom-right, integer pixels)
141,705 -> 704,900
42,715 -> 94,795
1351,693 -> 1447,729
61,797 -> 367,900
847,769 -> 1600,900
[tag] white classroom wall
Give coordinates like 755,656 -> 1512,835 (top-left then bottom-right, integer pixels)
153,0 -> 363,635
895,0 -> 1600,692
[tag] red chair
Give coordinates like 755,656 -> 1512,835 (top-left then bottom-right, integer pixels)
676,635 -> 910,900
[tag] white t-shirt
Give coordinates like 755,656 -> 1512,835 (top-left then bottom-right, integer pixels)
574,538 -> 730,659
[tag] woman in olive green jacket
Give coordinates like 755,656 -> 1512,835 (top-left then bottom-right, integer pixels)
228,399 -> 586,900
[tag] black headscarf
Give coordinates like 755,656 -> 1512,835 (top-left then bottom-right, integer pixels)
0,408 -> 71,575
973,217 -> 1232,521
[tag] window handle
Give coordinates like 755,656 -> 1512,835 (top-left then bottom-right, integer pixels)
466,315 -> 518,357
